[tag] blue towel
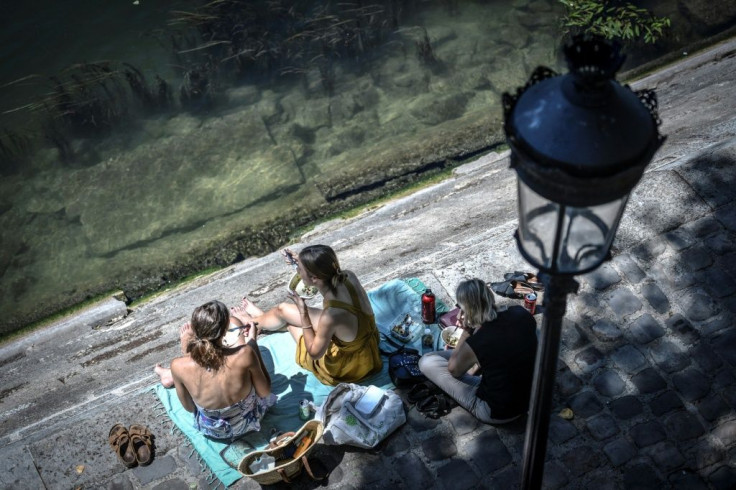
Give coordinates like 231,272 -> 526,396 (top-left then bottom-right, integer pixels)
154,278 -> 447,487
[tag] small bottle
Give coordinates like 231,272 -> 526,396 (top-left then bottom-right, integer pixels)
298,399 -> 311,420
422,327 -> 433,348
524,293 -> 537,315
421,288 -> 436,324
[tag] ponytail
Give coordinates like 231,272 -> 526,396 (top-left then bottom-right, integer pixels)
299,245 -> 345,295
187,300 -> 229,371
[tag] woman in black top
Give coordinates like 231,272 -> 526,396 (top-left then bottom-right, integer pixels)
418,278 -> 538,423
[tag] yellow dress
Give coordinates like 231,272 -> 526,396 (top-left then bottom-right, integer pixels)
296,278 -> 382,386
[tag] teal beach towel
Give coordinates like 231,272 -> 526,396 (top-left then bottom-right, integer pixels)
154,278 -> 448,487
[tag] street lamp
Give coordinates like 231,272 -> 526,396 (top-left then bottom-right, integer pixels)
502,35 -> 665,489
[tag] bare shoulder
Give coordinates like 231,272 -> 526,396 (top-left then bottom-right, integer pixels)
231,343 -> 259,367
170,355 -> 196,376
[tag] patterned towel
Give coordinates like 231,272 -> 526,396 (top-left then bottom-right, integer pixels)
154,278 -> 447,487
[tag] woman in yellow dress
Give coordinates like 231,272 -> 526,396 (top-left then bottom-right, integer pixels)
233,244 -> 382,386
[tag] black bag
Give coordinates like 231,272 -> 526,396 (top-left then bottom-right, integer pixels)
385,346 -> 426,387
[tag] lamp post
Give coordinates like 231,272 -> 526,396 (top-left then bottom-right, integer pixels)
502,35 -> 666,489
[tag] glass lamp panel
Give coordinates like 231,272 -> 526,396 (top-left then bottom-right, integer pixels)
517,180 -> 628,274
556,197 -> 627,274
517,180 -> 559,271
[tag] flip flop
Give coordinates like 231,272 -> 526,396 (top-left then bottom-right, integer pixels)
108,424 -> 137,468
491,280 -> 526,299
503,271 -> 531,282
128,424 -> 154,466
416,394 -> 457,419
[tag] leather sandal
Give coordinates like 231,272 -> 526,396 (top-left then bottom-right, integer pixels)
416,394 -> 457,419
407,381 -> 440,404
128,424 -> 154,466
108,424 -> 137,468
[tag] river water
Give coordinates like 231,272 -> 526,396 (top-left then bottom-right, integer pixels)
0,0 -> 729,333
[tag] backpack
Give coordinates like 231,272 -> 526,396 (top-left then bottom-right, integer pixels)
384,346 -> 426,387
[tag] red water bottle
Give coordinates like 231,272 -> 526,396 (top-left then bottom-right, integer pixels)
421,288 -> 436,324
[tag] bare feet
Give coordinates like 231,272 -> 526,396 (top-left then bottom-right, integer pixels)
241,297 -> 264,317
230,304 -> 255,325
154,363 -> 174,388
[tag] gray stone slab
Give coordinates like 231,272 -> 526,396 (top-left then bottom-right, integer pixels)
437,459 -> 480,489
713,420 -> 736,447
622,462 -> 665,489
568,391 -> 604,418
645,441 -> 685,472
664,411 -> 706,441
603,438 -> 637,467
696,393 -> 731,422
627,313 -> 665,344
649,390 -> 685,417
666,314 -> 701,345
593,370 -> 626,397
608,395 -> 643,420
463,429 -> 511,473
392,453 -> 434,489
629,421 -> 667,448
607,288 -> 643,318
559,445 -> 604,477
704,230 -> 735,255
698,265 -> 736,298
664,228 -> 696,252
133,454 -> 178,485
681,290 -> 721,322
681,246 -> 715,271
573,347 -> 605,374
421,434 -> 457,461
641,282 -> 670,314
556,367 -> 583,397
585,414 -> 619,441
669,471 -> 709,490
649,340 -> 690,373
672,368 -> 711,401
676,139 -> 736,209
611,345 -> 648,373
620,167 -> 715,249
0,445 -> 45,489
711,328 -> 736,366
631,368 -> 667,395
591,319 -> 623,342
612,254 -> 647,284
583,264 -> 621,291
707,465 -> 736,490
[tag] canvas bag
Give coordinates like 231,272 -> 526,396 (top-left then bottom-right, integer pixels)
315,383 -> 406,449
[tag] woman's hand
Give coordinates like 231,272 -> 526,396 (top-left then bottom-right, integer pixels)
179,322 -> 194,354
244,321 -> 257,342
281,248 -> 298,267
288,290 -> 307,315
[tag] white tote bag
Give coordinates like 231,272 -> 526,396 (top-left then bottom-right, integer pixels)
315,383 -> 406,449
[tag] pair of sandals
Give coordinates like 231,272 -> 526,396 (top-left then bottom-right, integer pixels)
490,271 -> 544,299
407,381 -> 458,419
109,423 -> 154,468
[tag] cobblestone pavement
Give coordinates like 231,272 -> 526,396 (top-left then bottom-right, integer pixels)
1,40 -> 735,490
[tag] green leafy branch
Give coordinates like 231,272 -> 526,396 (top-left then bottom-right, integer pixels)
558,0 -> 671,44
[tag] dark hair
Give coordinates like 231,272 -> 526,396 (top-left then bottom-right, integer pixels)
456,279 -> 497,327
186,300 -> 229,371
299,244 -> 347,294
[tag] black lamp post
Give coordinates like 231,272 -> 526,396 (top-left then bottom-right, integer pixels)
502,35 -> 666,489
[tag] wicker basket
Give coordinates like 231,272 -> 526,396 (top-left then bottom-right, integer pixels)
239,420 -> 324,485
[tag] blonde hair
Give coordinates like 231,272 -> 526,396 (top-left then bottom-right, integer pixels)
455,278 -> 498,327
299,244 -> 348,294
186,300 -> 229,371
